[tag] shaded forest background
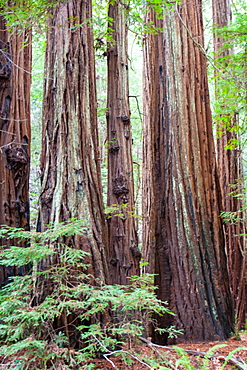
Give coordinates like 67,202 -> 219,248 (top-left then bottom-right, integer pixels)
0,0 -> 247,368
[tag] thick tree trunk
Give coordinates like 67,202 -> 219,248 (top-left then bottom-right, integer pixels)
142,12 -> 165,277
39,0 -> 108,281
38,0 -> 109,347
212,0 -> 246,328
106,0 -> 140,285
142,1 -> 234,344
0,16 -> 31,285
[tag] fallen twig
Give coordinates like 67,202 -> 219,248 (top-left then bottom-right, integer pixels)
92,334 -> 153,369
140,336 -> 176,370
104,350 -> 153,369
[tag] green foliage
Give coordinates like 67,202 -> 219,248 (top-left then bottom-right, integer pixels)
126,0 -> 180,41
0,217 -> 245,366
92,0 -> 180,54
220,180 -> 247,224
211,1 -> 247,146
202,344 -> 227,368
222,346 -> 247,369
0,0 -> 63,31
221,209 -> 245,224
173,347 -> 195,370
105,202 -> 142,220
155,325 -> 183,339
0,220 -> 175,368
173,345 -> 228,370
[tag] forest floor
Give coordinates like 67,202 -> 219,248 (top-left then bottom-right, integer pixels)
80,333 -> 247,370
1,334 -> 247,369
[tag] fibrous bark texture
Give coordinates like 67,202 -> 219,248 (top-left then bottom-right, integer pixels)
106,0 -> 140,285
142,1 -> 234,343
39,0 -> 108,282
212,0 -> 246,328
142,12 -> 164,277
0,16 -> 31,285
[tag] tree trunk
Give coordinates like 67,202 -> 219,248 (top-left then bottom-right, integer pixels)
0,16 -> 31,286
38,0 -> 109,347
142,11 -> 165,277
212,0 -> 246,328
38,0 -> 108,281
142,1 -> 234,344
106,0 -> 140,285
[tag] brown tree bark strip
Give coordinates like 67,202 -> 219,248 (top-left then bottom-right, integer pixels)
106,0 -> 140,285
143,1 -> 234,343
0,15 -> 31,285
38,0 -> 108,282
142,11 -> 166,277
212,0 -> 246,328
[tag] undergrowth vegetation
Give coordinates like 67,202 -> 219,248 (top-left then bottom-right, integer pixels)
0,220 -> 246,369
0,219 -> 182,369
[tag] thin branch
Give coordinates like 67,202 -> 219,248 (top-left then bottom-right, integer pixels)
0,118 -> 28,122
129,95 -> 143,122
104,350 -> 153,369
140,336 -> 176,370
91,334 -> 153,369
0,129 -> 16,135
0,49 -> 31,75
173,2 -> 237,82
0,141 -> 27,152
91,334 -> 116,368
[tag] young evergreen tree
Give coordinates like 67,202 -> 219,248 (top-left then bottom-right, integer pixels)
212,0 -> 246,328
106,0 -> 140,285
142,0 -> 234,343
0,15 -> 31,286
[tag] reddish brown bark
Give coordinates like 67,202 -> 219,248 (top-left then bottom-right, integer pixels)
212,0 -> 246,328
0,16 -> 31,285
142,1 -> 234,343
37,0 -> 109,347
142,12 -> 165,277
38,0 -> 108,281
106,0 -> 140,285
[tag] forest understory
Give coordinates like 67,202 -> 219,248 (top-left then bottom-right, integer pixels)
1,335 -> 247,369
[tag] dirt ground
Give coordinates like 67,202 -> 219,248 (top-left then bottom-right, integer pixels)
81,334 -> 247,369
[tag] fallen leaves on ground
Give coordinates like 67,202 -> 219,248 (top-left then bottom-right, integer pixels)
81,335 -> 247,370
1,335 -> 247,369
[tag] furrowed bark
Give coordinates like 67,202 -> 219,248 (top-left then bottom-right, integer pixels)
106,0 -> 140,285
37,0 -> 109,347
143,1 -> 234,343
0,15 -> 31,285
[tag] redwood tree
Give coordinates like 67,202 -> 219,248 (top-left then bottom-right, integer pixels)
0,16 -> 31,286
38,0 -> 108,281
106,0 -> 140,285
212,0 -> 246,328
143,1 -> 234,343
